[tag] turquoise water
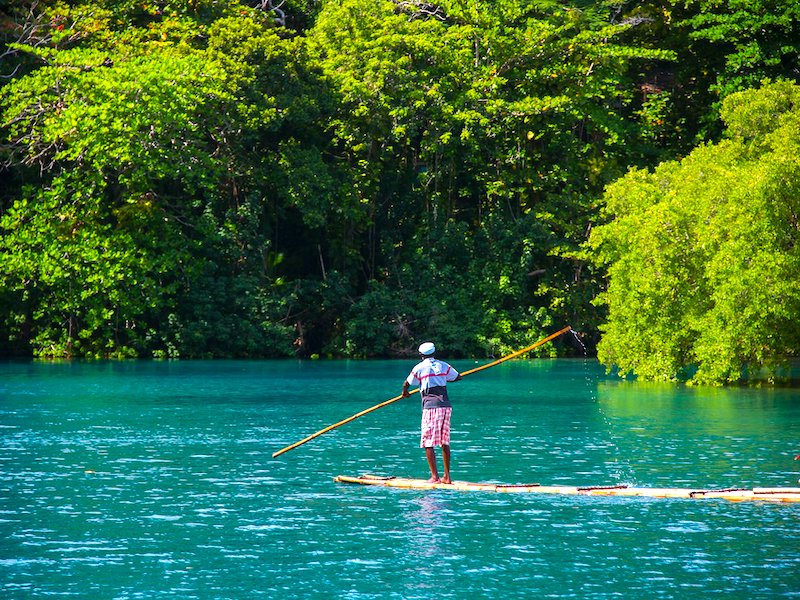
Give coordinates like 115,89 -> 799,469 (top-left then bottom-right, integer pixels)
2,359 -> 799,598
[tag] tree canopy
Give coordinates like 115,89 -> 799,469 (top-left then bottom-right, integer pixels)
1,0 -> 798,383
589,80 -> 800,384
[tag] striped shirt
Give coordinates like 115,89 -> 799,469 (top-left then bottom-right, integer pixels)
406,358 -> 460,409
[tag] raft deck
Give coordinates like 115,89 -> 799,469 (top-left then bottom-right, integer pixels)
334,474 -> 800,503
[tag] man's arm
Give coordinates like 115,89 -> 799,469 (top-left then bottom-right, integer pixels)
401,381 -> 411,397
447,367 -> 462,383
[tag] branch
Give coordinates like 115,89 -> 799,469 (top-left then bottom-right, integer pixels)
1,0 -> 83,78
252,0 -> 287,27
620,16 -> 654,27
607,4 -> 654,27
1,0 -> 48,76
392,1 -> 447,22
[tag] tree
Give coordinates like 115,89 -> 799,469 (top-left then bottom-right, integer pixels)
617,0 -> 800,146
307,0 -> 675,355
0,4 -> 330,357
11,0 -> 794,362
678,0 -> 800,101
589,80 -> 800,384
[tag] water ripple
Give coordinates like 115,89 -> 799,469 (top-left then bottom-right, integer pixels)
2,359 -> 799,598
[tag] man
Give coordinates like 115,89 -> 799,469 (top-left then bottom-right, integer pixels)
402,342 -> 461,484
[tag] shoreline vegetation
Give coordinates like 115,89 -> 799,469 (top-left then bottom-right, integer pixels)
1,1 -> 798,384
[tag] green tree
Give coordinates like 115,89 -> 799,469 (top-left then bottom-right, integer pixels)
604,0 -> 800,147
13,0 -> 793,361
0,5 -> 332,357
679,0 -> 800,100
307,0 -> 675,355
589,80 -> 800,384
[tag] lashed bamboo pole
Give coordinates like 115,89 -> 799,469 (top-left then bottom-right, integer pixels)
271,326 -> 572,458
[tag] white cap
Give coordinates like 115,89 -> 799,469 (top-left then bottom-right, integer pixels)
418,342 -> 435,356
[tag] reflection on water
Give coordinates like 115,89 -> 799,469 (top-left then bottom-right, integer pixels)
598,380 -> 800,488
1,359 -> 799,598
401,494 -> 455,595
407,495 -> 447,547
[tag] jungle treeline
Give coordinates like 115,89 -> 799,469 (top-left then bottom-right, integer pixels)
1,0 -> 798,384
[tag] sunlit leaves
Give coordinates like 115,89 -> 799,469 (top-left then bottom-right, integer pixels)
3,0 -> 796,363
590,80 -> 800,384
306,0 -> 678,352
680,0 -> 800,98
0,174 -> 182,357
0,6 -> 303,357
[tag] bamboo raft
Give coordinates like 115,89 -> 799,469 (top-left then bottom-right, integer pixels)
334,474 -> 800,503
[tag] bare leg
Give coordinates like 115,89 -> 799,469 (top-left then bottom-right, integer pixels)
441,444 -> 451,484
425,447 -> 440,482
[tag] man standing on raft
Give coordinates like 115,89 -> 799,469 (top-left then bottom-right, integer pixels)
402,342 -> 461,484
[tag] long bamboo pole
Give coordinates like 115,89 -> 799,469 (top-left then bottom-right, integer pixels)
271,325 -> 572,458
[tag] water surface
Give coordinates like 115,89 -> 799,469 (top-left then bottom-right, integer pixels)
1,359 -> 799,598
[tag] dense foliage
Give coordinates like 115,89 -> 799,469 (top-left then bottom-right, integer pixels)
0,0 -> 798,382
589,80 -> 800,384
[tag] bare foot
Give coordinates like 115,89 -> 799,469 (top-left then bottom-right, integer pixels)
441,477 -> 452,484
427,476 -> 441,483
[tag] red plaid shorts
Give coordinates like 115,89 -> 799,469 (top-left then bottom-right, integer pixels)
420,407 -> 452,448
